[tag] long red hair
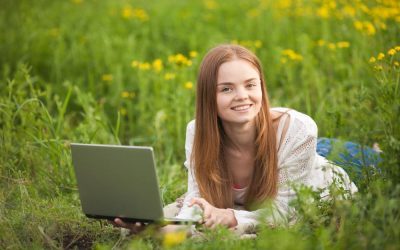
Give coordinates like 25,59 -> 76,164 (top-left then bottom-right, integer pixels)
192,44 -> 278,209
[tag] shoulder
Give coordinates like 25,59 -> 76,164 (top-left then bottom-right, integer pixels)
290,109 -> 317,137
274,109 -> 318,174
184,120 -> 196,160
272,107 -> 317,138
185,120 -> 196,144
186,120 -> 196,134
271,107 -> 318,153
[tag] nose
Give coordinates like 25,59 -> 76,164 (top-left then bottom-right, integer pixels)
234,86 -> 248,100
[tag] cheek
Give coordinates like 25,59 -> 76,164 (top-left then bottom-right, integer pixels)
253,91 -> 263,113
253,90 -> 263,104
216,94 -> 229,109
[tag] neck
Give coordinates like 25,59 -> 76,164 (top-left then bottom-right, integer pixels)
221,120 -> 257,152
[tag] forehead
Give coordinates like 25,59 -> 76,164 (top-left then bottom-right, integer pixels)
217,59 -> 260,83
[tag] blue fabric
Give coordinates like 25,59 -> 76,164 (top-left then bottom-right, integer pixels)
316,137 -> 382,179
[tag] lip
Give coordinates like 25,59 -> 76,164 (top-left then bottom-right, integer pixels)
231,104 -> 252,111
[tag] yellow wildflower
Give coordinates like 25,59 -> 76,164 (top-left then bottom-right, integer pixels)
175,54 -> 186,63
316,6 -> 330,18
388,49 -> 396,56
132,8 -> 149,21
395,46 -> 400,51
282,49 -> 295,56
359,4 -> 369,13
152,59 -> 163,72
293,54 -> 303,61
364,22 -> 376,36
328,43 -> 336,50
189,51 -> 198,58
119,108 -> 127,116
282,49 -> 303,61
374,65 -> 383,71
102,74 -> 113,81
342,5 -> 355,17
204,0 -> 218,10
377,53 -> 385,60
184,81 -> 193,89
169,53 -> 192,66
139,62 -> 151,70
337,41 -> 350,48
277,0 -> 290,9
239,40 -> 252,48
317,39 -> 325,46
353,21 -> 363,30
121,91 -> 130,98
131,60 -> 139,68
394,61 -> 399,67
163,231 -> 186,248
369,57 -> 376,63
254,40 -> 262,48
122,6 -> 133,19
164,73 -> 176,80
121,6 -> 149,21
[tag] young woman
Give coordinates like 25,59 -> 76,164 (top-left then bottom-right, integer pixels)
170,44 -> 358,232
114,44 -> 359,235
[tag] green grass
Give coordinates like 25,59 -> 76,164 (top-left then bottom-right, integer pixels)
0,0 -> 399,249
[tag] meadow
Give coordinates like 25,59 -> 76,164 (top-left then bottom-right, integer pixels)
0,0 -> 399,249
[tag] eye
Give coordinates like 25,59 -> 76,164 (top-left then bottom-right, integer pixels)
220,86 -> 233,93
246,82 -> 257,88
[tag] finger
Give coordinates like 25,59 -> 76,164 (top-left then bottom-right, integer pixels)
210,218 -> 223,229
199,218 -> 205,225
192,198 -> 209,206
189,198 -> 203,207
114,218 -> 138,230
204,217 -> 214,228
114,218 -> 128,228
203,207 -> 212,220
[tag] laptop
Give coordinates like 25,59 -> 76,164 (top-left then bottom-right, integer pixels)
70,143 -> 198,225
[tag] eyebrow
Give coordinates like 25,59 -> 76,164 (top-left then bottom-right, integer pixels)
217,78 -> 259,85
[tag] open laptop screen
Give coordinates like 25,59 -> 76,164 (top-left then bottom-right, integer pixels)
71,143 -> 164,223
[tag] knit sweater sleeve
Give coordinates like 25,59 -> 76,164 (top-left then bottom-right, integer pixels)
175,120 -> 203,221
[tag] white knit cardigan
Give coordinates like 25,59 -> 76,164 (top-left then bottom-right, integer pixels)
176,108 -> 358,230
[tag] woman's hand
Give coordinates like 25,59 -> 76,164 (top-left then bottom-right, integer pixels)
110,218 -> 146,234
189,198 -> 237,229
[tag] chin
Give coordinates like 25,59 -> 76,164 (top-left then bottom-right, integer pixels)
223,116 -> 256,125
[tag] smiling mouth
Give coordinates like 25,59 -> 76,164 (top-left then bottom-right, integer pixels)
231,104 -> 252,111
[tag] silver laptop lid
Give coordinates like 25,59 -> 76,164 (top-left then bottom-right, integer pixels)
70,143 -> 164,222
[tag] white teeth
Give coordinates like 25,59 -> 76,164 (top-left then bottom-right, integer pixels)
232,105 -> 251,111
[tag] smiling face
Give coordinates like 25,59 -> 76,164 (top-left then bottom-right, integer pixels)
216,59 -> 263,126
